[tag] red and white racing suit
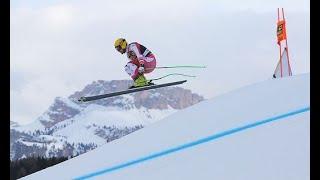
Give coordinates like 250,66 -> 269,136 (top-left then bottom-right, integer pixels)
124,42 -> 156,80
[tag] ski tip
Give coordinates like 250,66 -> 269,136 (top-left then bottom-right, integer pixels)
78,97 -> 87,103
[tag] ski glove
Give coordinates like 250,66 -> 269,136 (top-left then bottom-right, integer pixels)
138,66 -> 145,74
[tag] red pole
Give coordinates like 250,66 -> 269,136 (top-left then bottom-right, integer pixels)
278,8 -> 283,77
282,8 -> 292,75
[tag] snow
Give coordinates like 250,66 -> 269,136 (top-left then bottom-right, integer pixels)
113,94 -> 134,105
50,103 -> 176,146
10,121 -> 20,128
21,73 -> 310,180
150,92 -> 161,98
18,140 -> 44,147
59,97 -> 82,111
13,118 -> 45,134
46,141 -> 65,151
36,135 -> 64,142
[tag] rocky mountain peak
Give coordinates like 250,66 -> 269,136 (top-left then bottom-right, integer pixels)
70,79 -> 204,110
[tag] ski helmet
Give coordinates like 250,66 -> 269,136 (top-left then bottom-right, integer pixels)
114,38 -> 127,50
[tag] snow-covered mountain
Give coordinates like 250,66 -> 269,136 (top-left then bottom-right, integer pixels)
22,73 -> 309,180
10,80 -> 204,160
10,121 -> 20,128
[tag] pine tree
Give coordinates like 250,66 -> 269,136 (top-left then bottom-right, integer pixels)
10,156 -> 69,179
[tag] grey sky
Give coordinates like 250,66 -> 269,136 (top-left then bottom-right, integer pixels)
10,0 -> 310,124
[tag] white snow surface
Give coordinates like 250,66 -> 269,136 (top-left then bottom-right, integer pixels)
17,140 -> 44,147
50,104 -> 177,145
22,73 -> 310,180
58,97 -> 82,110
13,118 -> 46,134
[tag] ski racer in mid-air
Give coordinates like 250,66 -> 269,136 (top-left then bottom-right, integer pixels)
114,38 -> 156,88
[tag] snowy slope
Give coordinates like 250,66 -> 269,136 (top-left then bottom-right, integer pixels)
22,73 -> 310,180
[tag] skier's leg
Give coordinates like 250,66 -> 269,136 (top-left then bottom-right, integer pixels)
125,62 -> 139,80
143,54 -> 157,73
138,55 -> 156,87
125,62 -> 149,88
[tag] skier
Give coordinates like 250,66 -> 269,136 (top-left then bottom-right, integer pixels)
114,38 -> 157,88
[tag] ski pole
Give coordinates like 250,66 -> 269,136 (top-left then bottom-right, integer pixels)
155,65 -> 206,69
150,73 -> 196,81
145,65 -> 206,70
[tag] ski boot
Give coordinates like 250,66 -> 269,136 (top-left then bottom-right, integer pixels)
129,75 -> 154,89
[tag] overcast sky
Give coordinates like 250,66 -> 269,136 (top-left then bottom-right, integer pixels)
10,0 -> 310,125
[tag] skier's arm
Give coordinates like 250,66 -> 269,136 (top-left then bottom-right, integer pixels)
127,43 -> 151,68
127,44 -> 143,61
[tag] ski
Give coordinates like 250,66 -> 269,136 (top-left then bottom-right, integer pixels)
78,80 -> 187,102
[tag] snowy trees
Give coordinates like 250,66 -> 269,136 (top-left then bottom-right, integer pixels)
10,156 -> 69,180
